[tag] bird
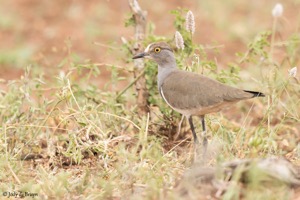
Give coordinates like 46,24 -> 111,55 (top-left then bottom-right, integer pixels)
132,42 -> 265,158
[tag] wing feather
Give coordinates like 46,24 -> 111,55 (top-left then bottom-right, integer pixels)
161,71 -> 253,110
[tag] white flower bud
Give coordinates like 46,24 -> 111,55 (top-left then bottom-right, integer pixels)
288,67 -> 297,77
59,71 -> 66,79
175,31 -> 184,50
185,10 -> 195,34
272,3 -> 283,17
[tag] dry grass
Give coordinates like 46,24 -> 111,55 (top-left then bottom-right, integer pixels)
1,1 -> 300,199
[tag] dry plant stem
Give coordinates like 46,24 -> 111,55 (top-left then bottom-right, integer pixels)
93,42 -> 119,49
80,63 -> 131,72
8,163 -> 21,184
268,18 -> 278,134
7,124 -> 72,132
34,100 -> 62,136
145,112 -> 150,140
174,115 -> 185,140
97,111 -> 141,131
151,136 -> 190,170
293,77 -> 300,84
116,68 -> 145,99
67,79 -> 106,135
6,125 -> 28,165
12,100 -> 63,159
270,17 -> 278,60
129,0 -> 149,115
268,95 -> 271,134
3,124 -> 8,160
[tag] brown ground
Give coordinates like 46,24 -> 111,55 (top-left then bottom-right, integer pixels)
1,0 -> 299,86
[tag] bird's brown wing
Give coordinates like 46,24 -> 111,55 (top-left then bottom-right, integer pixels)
161,71 -> 253,110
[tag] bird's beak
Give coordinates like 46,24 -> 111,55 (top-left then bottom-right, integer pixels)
132,52 -> 148,59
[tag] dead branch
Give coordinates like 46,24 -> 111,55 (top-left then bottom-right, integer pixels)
129,0 -> 149,115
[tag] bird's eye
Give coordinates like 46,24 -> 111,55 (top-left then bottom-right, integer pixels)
154,48 -> 161,53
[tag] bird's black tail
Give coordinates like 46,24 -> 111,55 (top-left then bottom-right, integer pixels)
244,90 -> 265,97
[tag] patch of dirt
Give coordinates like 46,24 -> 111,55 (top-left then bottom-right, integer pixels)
1,1 -> 299,82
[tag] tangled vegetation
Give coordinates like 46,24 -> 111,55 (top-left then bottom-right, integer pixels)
0,1 -> 300,199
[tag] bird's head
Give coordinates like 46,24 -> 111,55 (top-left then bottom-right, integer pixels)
132,42 -> 175,66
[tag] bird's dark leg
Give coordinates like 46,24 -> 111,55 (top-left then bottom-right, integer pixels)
188,116 -> 199,144
200,115 -> 208,159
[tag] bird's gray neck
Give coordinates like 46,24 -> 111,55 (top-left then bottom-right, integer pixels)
157,63 -> 177,89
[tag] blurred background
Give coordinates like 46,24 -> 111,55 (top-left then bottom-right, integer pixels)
0,0 -> 299,88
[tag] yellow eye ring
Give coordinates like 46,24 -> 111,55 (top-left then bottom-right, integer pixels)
154,47 -> 161,53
